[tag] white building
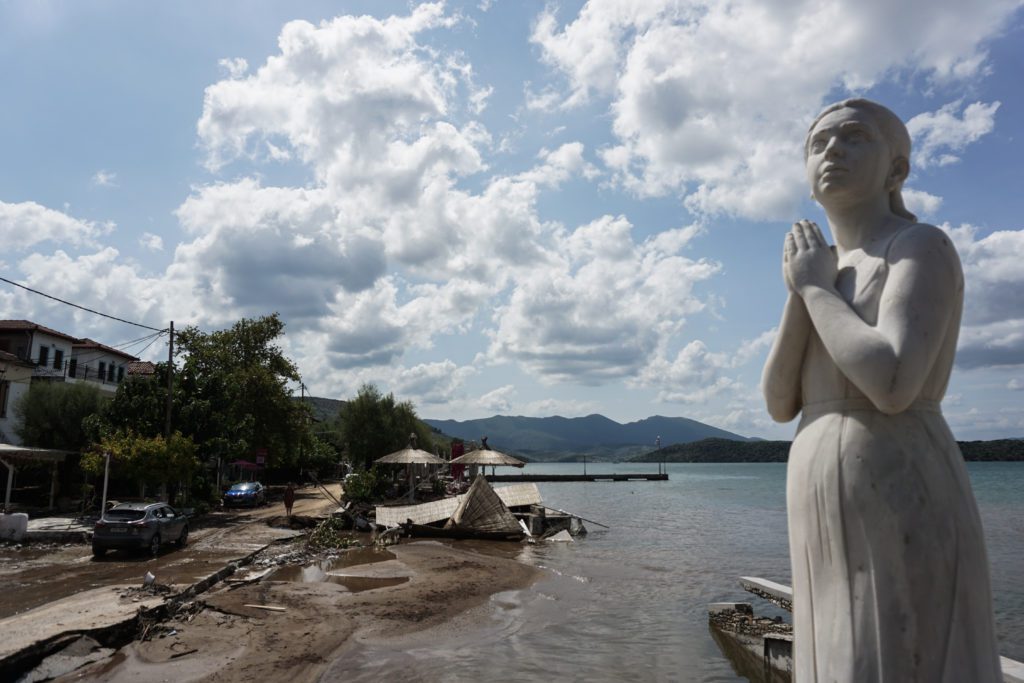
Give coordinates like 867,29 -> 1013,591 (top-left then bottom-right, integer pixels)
0,321 -> 140,444
68,338 -> 137,394
0,350 -> 34,445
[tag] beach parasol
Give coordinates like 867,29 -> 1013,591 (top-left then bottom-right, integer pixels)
375,442 -> 446,500
450,448 -> 526,470
375,447 -> 446,466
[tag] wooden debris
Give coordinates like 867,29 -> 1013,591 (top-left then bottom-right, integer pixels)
242,604 -> 287,612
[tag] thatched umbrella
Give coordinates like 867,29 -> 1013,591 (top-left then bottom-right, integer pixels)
451,446 -> 526,477
449,449 -> 525,468
375,442 -> 446,500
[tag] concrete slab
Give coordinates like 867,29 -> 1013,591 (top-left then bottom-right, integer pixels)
1003,655 -> 1024,683
0,586 -> 164,662
21,514 -> 93,544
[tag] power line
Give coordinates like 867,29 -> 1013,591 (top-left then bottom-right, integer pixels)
0,276 -> 166,332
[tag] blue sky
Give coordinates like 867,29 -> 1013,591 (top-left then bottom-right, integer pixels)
1,0 -> 1022,440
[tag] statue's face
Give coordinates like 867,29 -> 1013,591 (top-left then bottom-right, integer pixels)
806,107 -> 891,206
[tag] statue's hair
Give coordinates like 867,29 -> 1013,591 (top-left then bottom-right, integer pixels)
805,98 -> 916,221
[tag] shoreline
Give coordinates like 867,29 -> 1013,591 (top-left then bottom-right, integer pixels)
61,540 -> 543,682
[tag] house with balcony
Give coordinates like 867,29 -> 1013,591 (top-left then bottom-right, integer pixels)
0,320 -> 79,383
68,338 -> 138,393
0,320 -> 142,445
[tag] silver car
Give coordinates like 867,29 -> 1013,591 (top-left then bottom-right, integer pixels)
92,502 -> 189,557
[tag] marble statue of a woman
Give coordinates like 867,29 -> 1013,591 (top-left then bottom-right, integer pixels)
762,99 -> 1002,682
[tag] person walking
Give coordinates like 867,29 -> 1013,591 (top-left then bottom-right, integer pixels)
283,482 -> 296,517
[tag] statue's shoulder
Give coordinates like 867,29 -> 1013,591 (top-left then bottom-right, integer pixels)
889,222 -> 963,279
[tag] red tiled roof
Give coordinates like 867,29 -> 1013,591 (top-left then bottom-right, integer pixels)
0,319 -> 80,343
127,361 -> 157,375
73,338 -> 139,361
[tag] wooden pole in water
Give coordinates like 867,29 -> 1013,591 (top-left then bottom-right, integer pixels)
542,505 -> 610,529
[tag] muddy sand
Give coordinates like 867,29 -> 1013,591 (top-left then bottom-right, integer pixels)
61,540 -> 541,682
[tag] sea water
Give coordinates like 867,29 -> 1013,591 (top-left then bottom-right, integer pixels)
331,461 -> 1024,682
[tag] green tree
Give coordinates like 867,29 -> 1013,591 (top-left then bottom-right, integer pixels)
339,383 -> 433,470
88,362 -> 173,440
83,430 -> 198,497
14,382 -> 105,450
173,314 -> 311,469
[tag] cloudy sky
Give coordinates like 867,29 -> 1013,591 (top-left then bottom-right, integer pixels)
1,0 -> 1022,440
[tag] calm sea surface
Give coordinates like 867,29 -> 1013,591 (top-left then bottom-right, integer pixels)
333,462 -> 1024,682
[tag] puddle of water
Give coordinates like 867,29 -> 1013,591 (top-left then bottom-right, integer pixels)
267,563 -> 408,592
265,548 -> 405,592
332,547 -> 396,567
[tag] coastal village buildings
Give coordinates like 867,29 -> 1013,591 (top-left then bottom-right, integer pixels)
0,320 -> 139,445
0,350 -> 34,445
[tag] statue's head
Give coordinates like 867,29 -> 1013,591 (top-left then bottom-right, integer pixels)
805,98 -> 915,221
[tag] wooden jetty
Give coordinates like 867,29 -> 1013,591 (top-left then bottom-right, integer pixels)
486,473 -> 668,483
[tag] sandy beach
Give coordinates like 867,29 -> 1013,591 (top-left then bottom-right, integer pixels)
60,540 -> 542,682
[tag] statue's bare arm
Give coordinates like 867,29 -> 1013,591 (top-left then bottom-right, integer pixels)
786,221 -> 962,414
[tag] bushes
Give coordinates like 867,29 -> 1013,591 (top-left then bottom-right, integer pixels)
341,467 -> 388,504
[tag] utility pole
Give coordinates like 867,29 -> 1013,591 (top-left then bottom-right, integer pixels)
165,321 -> 174,439
299,381 -> 305,465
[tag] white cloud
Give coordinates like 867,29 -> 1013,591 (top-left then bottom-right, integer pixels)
636,327 -> 776,405
0,200 -> 111,251
197,3 -> 465,178
907,100 -> 1000,169
391,360 -> 475,405
1006,378 -> 1023,391
487,215 -> 720,383
92,170 -> 117,187
218,57 -> 248,79
5,247 -> 168,343
942,223 -> 1024,369
139,232 -> 164,251
532,0 -> 1020,219
478,385 -> 515,413
902,188 -> 944,219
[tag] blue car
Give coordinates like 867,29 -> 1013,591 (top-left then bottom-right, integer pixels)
223,481 -> 267,508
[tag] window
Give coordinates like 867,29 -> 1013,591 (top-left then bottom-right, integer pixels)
53,349 -> 64,371
38,346 -> 49,367
0,380 -> 8,417
117,366 -> 124,382
107,363 -> 115,382
69,358 -> 78,378
98,361 -> 106,381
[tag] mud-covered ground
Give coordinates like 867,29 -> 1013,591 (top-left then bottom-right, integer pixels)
3,485 -> 542,682
58,540 -> 540,682
0,486 -> 339,619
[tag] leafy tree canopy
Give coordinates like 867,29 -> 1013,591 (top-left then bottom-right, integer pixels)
83,430 -> 199,492
15,381 -> 105,451
94,314 -> 319,470
339,383 -> 433,470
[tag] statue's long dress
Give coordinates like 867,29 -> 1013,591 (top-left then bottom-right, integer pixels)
788,229 -> 1002,682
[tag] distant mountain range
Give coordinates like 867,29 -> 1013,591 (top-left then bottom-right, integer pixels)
423,414 -> 750,462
